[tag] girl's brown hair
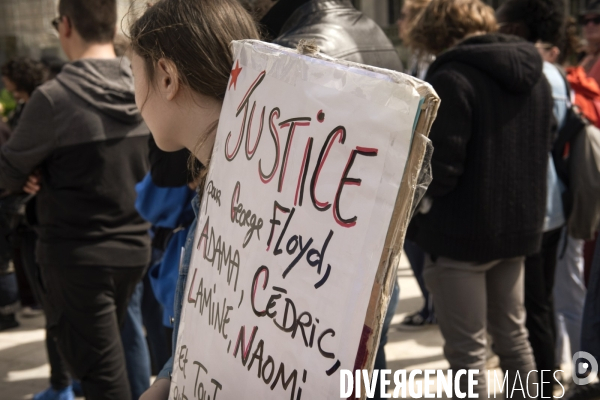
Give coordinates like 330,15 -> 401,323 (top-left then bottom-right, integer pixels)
129,0 -> 260,101
129,0 -> 260,182
406,0 -> 497,55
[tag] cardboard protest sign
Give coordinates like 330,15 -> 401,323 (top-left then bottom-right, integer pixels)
170,40 -> 439,400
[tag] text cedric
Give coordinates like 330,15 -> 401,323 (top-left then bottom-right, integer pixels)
340,369 -> 566,399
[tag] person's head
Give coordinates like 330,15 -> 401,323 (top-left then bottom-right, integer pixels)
129,0 -> 260,161
534,42 -> 560,64
496,0 -> 564,48
536,15 -> 581,65
1,58 -> 49,103
40,55 -> 66,79
240,0 -> 280,20
397,0 -> 431,42
55,0 -> 117,60
580,0 -> 600,48
406,0 -> 497,56
557,16 -> 582,65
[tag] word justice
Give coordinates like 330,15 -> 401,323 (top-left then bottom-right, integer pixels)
224,70 -> 379,229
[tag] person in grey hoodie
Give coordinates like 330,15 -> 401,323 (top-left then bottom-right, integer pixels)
0,1 -> 150,399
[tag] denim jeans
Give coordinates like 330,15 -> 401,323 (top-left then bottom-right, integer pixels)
0,267 -> 19,316
554,229 -> 586,365
140,273 -> 171,374
121,281 -> 151,400
404,240 -> 433,319
0,195 -> 20,317
373,281 -> 400,399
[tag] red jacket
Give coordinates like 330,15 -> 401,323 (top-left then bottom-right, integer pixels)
567,66 -> 600,127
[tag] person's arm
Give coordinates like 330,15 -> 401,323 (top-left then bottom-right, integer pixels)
140,376 -> 170,400
0,90 -> 57,191
425,69 -> 474,197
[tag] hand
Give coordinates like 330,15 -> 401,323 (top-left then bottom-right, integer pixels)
22,172 -> 41,195
140,378 -> 171,400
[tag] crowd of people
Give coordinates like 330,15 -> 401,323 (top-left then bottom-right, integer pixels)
1,0 -> 600,399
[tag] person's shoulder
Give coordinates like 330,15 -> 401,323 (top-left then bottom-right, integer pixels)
542,62 -> 567,91
277,1 -> 396,58
542,62 -> 564,83
33,78 -> 68,106
427,62 -> 475,88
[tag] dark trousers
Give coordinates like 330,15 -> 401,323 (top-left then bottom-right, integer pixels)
404,240 -> 433,318
42,263 -> 145,400
524,227 -> 562,396
18,229 -> 71,389
0,197 -> 19,316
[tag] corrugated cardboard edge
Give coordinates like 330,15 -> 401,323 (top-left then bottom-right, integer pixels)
356,85 -> 439,399
296,47 -> 441,397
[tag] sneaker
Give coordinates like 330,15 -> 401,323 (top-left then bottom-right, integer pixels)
21,305 -> 44,318
398,311 -> 436,331
33,386 -> 75,400
563,382 -> 600,400
0,314 -> 19,331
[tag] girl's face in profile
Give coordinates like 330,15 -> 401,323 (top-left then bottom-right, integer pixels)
131,53 -> 184,152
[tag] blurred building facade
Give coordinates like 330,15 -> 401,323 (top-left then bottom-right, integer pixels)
358,0 -> 582,31
0,0 -> 133,65
0,0 -> 590,66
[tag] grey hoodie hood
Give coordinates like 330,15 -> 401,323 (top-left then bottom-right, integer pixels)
56,58 -> 142,124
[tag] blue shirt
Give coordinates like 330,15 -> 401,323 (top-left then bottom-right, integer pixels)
542,62 -> 567,232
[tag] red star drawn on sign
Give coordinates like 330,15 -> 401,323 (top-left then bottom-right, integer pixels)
229,60 -> 242,90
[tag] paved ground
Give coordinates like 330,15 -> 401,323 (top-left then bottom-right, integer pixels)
0,255 -> 569,399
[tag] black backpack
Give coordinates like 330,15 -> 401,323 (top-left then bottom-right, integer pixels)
552,75 -> 600,240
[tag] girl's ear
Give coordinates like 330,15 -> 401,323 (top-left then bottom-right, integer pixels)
156,58 -> 180,101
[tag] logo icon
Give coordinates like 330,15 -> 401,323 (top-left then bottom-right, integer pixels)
572,351 -> 599,385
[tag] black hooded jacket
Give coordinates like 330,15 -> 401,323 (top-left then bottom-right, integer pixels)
0,58 -> 151,267
410,34 -> 554,262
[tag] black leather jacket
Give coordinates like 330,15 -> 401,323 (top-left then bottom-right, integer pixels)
268,0 -> 403,72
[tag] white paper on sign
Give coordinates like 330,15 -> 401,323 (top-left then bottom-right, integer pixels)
170,40 -> 422,400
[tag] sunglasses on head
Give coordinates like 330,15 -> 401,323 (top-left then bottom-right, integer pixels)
580,15 -> 600,26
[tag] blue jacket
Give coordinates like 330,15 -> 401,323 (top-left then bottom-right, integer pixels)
135,174 -> 195,327
156,195 -> 198,381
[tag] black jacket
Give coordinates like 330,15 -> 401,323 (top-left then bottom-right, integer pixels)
0,59 -> 151,267
263,0 -> 403,71
148,135 -> 191,187
411,34 -> 554,262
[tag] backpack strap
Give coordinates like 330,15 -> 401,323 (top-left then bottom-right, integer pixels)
556,67 -> 574,109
